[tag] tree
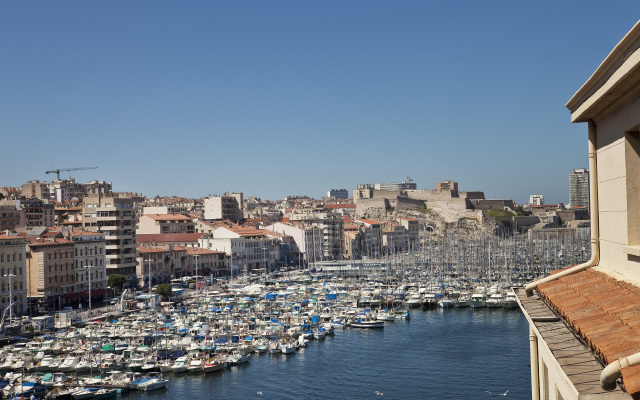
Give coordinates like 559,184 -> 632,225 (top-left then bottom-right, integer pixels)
107,274 -> 127,293
155,283 -> 172,300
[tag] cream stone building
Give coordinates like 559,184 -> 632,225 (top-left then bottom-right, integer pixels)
519,20 -> 640,400
70,230 -> 108,303
83,193 -> 136,280
27,235 -> 75,310
137,214 -> 195,235
0,234 -> 28,316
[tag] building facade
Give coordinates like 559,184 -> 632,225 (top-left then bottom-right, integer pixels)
26,236 -> 75,309
436,180 -> 458,191
529,194 -> 545,206
82,193 -> 137,280
374,180 -> 417,191
0,235 -> 28,316
137,214 -> 195,235
70,230 -> 108,303
519,21 -> 640,400
203,193 -> 243,222
327,189 -> 349,199
0,200 -> 24,232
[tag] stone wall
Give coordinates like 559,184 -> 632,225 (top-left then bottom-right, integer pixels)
396,197 -> 427,210
427,198 -> 471,211
514,216 -> 541,226
459,191 -> 485,200
471,199 -> 516,210
355,198 -> 389,218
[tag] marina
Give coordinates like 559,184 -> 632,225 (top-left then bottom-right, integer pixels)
0,228 -> 588,400
0,305 -> 531,399
0,262 -> 544,400
0,229 -> 588,400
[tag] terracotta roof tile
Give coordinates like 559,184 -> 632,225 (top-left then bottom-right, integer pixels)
621,364 -> 640,394
537,268 -> 640,396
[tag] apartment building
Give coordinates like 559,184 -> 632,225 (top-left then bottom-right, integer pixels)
70,230 -> 107,302
286,210 -> 344,261
327,189 -> 349,199
400,217 -> 420,251
21,180 -> 51,200
177,246 -> 227,277
22,198 -> 55,228
354,219 -> 383,258
82,193 -> 136,280
569,168 -> 590,210
203,193 -> 243,222
26,235 -> 75,309
436,180 -> 458,191
263,221 -> 323,265
137,246 -> 173,288
199,224 -> 274,275
0,234 -> 28,316
375,180 -> 417,191
137,214 -> 195,235
0,200 -> 24,231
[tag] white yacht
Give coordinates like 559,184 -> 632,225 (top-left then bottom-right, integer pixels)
469,293 -> 487,309
486,292 -> 504,308
502,291 -> 519,309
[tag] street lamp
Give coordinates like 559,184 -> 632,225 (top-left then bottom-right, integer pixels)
144,258 -> 153,293
262,247 -> 269,278
194,254 -> 199,293
82,266 -> 93,314
4,274 -> 15,322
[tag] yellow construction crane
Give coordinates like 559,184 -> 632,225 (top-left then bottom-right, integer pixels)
45,166 -> 98,180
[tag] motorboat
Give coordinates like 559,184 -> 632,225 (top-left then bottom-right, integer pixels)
454,293 -> 471,308
202,359 -> 224,373
138,375 -> 169,391
469,293 -> 487,309
486,293 -> 504,308
376,310 -> 396,321
406,293 -> 422,308
438,298 -> 455,309
350,317 -> 384,329
421,293 -> 438,309
171,356 -> 189,373
502,291 -> 519,309
187,358 -> 204,372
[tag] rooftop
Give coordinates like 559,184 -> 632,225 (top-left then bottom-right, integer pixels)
532,267 -> 640,397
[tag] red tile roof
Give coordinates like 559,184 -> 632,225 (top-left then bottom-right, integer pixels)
143,214 -> 191,221
537,268 -> 640,395
27,237 -> 74,246
324,204 -> 356,209
136,233 -> 206,243
356,219 -> 381,226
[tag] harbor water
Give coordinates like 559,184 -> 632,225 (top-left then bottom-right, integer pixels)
135,307 -> 531,399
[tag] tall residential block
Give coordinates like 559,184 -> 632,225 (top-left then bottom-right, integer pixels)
82,193 -> 136,280
569,168 -> 589,209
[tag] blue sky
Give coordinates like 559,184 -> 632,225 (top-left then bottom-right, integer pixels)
2,2 -> 639,204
